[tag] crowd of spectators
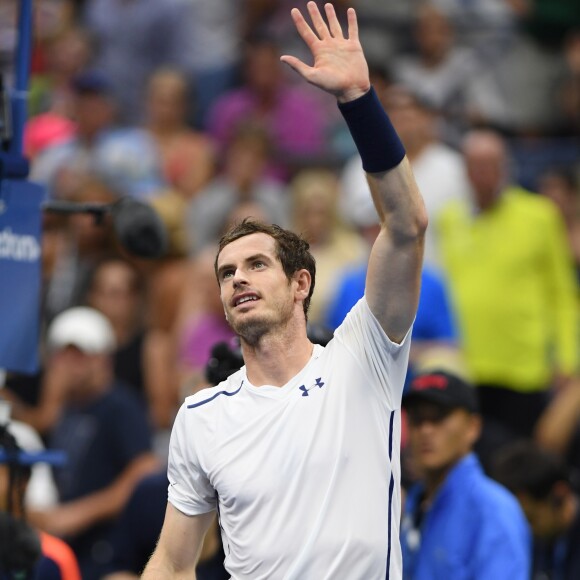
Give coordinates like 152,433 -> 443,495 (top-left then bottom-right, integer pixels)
1,0 -> 580,578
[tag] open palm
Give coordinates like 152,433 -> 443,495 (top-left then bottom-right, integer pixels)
281,2 -> 370,103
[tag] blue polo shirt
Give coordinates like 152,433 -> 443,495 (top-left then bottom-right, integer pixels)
401,453 -> 531,579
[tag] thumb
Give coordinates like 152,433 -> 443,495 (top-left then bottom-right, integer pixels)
280,55 -> 312,79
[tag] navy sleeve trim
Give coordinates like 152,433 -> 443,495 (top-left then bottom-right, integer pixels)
187,381 -> 244,409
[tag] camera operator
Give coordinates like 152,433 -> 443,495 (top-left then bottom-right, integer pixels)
0,403 -> 80,580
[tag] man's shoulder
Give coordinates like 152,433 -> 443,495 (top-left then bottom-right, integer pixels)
504,186 -> 562,223
333,296 -> 412,357
460,464 -> 524,521
183,370 -> 246,413
436,457 -> 525,529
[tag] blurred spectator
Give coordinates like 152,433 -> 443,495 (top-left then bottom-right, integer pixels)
0,415 -> 82,580
140,253 -> 190,337
23,25 -> 90,161
537,166 -> 580,276
85,258 -> 178,430
535,375 -> 580,475
430,0 -> 518,56
493,441 -> 580,580
183,0 -> 243,128
186,123 -> 289,255
290,168 -> 366,325
340,84 -> 470,271
344,0 -> 410,65
482,0 -> 575,135
82,0 -> 194,124
0,0 -> 75,83
42,176 -> 120,322
207,34 -> 332,182
23,24 -> 91,160
437,129 -> 579,469
31,69 -> 165,201
144,68 -> 216,199
515,0 -> 580,51
27,307 -> 159,580
242,0 -> 351,68
173,248 -> 237,396
401,369 -> 531,578
219,200 -> 273,241
28,26 -> 93,119
0,0 -> 19,79
392,3 -> 481,140
344,0 -> 518,67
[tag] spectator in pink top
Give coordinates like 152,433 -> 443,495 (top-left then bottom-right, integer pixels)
206,34 -> 332,182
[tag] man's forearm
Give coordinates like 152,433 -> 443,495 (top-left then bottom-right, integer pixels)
367,158 -> 427,244
141,556 -> 197,580
337,87 -> 425,238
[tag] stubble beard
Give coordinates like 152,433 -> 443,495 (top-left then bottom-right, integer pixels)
233,317 -> 272,347
228,299 -> 294,348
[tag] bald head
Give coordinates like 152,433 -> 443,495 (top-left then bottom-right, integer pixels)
463,130 -> 509,211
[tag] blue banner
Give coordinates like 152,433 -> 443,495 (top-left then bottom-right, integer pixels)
0,178 -> 45,373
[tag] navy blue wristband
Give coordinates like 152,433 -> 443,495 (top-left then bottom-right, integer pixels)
338,87 -> 405,173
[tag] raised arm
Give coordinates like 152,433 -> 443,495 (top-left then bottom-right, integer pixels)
141,503 -> 214,579
281,2 -> 427,342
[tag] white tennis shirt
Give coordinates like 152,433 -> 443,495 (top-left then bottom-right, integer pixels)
168,298 -> 411,579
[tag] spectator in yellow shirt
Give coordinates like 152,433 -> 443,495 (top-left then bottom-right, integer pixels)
437,129 -> 578,469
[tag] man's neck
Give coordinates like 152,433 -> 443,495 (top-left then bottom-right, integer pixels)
423,455 -> 467,503
423,469 -> 449,503
242,328 -> 314,387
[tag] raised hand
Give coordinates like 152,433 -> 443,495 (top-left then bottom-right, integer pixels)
280,2 -> 370,103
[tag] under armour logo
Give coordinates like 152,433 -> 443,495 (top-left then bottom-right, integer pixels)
299,377 -> 325,397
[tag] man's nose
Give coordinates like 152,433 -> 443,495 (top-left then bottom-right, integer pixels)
232,269 -> 249,288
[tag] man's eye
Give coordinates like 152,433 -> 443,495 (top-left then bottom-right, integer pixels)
254,261 -> 265,269
222,271 -> 233,280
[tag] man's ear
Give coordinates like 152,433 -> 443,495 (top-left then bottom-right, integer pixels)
293,269 -> 311,301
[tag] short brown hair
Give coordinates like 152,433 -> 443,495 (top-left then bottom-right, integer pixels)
215,219 -> 316,318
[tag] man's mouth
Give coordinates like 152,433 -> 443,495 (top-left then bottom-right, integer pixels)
233,294 -> 260,308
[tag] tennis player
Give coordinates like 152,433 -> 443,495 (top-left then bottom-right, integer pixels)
142,3 -> 427,578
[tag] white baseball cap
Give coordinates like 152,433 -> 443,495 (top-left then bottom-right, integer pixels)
47,306 -> 116,355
